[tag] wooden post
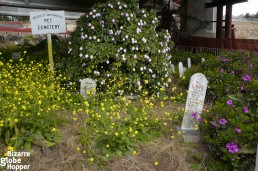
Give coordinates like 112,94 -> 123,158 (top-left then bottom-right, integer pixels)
216,5 -> 223,38
225,4 -> 232,39
47,34 -> 54,71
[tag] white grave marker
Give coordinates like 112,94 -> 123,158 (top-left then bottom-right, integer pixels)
255,143 -> 258,171
188,58 -> 191,68
171,63 -> 175,73
80,78 -> 97,98
178,62 -> 184,78
12,52 -> 21,60
201,58 -> 205,63
181,73 -> 208,142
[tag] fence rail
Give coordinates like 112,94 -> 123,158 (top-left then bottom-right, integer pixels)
175,45 -> 224,55
177,37 -> 258,54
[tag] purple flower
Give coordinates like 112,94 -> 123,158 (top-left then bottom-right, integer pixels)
227,100 -> 233,106
191,112 -> 198,119
231,70 -> 235,74
220,68 -> 224,73
198,117 -> 204,122
226,142 -> 239,154
243,75 -> 251,81
240,85 -> 244,91
219,118 -> 227,125
243,107 -> 248,113
222,58 -> 228,62
211,120 -> 218,127
235,127 -> 241,133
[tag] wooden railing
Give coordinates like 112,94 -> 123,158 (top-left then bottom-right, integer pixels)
177,37 -> 258,53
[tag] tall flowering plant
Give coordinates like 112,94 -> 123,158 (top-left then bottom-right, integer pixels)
69,0 -> 173,96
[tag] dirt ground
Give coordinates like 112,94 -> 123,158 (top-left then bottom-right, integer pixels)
233,20 -> 258,39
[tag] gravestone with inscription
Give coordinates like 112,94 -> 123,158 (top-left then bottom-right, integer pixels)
80,78 -> 97,98
178,62 -> 184,78
181,73 -> 208,142
188,58 -> 191,68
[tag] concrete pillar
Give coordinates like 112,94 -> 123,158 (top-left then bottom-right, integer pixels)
163,0 -> 172,10
216,6 -> 223,38
180,0 -> 188,33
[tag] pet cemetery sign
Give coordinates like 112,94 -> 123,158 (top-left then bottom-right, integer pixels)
30,10 -> 66,71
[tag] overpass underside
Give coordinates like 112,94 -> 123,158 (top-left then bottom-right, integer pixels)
0,0 -> 108,12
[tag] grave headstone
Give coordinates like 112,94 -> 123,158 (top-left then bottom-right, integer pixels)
13,41 -> 19,46
255,143 -> 258,171
12,52 -> 21,60
80,78 -> 97,98
201,58 -> 205,63
188,58 -> 191,68
181,73 -> 208,143
178,62 -> 184,78
171,64 -> 175,73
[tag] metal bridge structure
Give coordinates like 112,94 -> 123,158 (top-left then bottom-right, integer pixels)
0,0 -> 108,19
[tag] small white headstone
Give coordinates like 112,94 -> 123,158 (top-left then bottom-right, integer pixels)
13,41 -> 19,46
181,73 -> 208,143
171,64 -> 175,73
188,58 -> 191,68
201,58 -> 205,63
12,52 -> 21,60
80,78 -> 97,98
178,62 -> 184,78
255,143 -> 258,171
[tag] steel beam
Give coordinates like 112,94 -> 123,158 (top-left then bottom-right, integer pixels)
0,6 -> 83,19
205,0 -> 248,8
0,0 -> 107,12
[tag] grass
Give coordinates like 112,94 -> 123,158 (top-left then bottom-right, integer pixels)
5,99 -> 220,171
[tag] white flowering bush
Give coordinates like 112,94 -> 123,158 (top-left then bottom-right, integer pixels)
69,0 -> 173,96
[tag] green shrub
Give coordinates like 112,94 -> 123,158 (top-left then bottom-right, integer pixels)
171,50 -> 214,66
69,0 -> 174,96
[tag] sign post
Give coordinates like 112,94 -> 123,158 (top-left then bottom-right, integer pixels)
47,34 -> 54,71
30,10 -> 66,71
